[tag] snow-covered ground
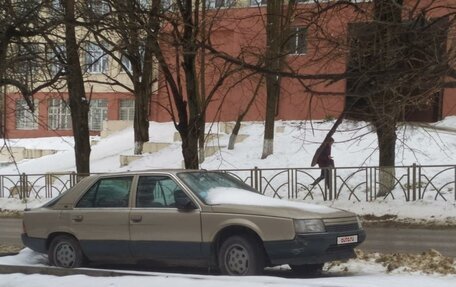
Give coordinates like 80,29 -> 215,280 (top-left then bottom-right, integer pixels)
0,248 -> 455,287
0,118 -> 456,286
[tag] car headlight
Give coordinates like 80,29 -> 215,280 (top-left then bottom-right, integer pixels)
357,216 -> 363,229
294,219 -> 325,234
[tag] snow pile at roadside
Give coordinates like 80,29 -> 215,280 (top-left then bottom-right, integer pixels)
0,248 -> 47,266
352,249 -> 456,275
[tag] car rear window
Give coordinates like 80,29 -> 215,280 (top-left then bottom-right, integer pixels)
76,177 -> 133,208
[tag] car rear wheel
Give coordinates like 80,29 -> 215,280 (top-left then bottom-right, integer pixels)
289,263 -> 324,276
218,235 -> 265,276
48,235 -> 85,268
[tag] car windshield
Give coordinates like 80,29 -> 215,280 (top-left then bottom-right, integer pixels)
177,171 -> 257,204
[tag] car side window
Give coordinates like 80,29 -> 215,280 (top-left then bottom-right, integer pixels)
136,176 -> 185,208
76,177 -> 133,208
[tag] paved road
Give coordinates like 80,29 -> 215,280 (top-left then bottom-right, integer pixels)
360,227 -> 456,257
0,218 -> 22,246
1,218 -> 455,257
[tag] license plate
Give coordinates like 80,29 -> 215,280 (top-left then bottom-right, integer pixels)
337,235 -> 358,245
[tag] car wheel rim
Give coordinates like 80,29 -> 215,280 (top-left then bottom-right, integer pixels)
225,244 -> 249,275
54,242 -> 76,268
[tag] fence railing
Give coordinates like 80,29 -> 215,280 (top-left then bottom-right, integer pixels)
0,164 -> 454,201
221,164 -> 456,202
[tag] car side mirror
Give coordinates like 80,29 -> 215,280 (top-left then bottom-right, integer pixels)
174,190 -> 196,210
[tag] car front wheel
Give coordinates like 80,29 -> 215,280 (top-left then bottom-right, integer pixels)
48,235 -> 85,268
218,235 -> 265,276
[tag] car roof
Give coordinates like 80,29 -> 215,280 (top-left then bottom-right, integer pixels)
87,169 -> 210,179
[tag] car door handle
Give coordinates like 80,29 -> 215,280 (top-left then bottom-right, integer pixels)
130,215 -> 142,223
72,215 -> 83,222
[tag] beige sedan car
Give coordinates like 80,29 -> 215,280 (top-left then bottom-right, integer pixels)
22,170 -> 365,275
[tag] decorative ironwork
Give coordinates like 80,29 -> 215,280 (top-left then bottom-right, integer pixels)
0,165 -> 454,201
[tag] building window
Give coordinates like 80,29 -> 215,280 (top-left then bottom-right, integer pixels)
287,27 -> 307,55
48,99 -> 71,130
16,99 -> 38,130
120,46 -> 145,74
85,43 -> 109,74
47,44 -> 66,76
88,0 -> 110,15
162,0 -> 174,10
121,55 -> 132,73
250,0 -> 267,6
138,0 -> 150,9
119,99 -> 135,121
50,0 -> 63,12
13,43 -> 41,78
89,99 -> 108,131
207,0 -> 236,8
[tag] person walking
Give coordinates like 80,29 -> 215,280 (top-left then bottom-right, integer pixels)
310,137 -> 335,188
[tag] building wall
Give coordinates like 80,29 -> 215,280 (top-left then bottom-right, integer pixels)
4,0 -> 456,138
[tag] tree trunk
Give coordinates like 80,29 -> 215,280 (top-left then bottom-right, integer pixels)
228,120 -> 242,150
261,0 -> 284,159
262,75 -> 280,159
180,123 -> 199,169
181,0 -> 200,169
372,0 -> 403,196
230,76 -> 263,150
64,0 -> 91,175
133,87 -> 150,155
375,119 -> 397,197
198,0 -> 207,164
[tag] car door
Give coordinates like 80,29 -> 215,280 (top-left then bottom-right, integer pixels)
62,176 -> 134,261
129,175 -> 203,262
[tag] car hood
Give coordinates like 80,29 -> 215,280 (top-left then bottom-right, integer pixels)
202,187 -> 354,219
208,202 -> 353,219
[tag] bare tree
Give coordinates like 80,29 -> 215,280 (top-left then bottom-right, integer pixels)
0,1 -> 62,112
82,0 -> 158,155
261,0 -> 297,159
63,0 -> 91,174
146,0 -> 243,168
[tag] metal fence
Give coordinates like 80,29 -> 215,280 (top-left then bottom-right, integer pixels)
0,164 -> 455,201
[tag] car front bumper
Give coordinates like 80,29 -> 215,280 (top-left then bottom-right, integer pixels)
263,229 -> 366,265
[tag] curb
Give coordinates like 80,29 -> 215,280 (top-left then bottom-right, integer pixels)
0,253 -> 19,257
0,264 -> 152,277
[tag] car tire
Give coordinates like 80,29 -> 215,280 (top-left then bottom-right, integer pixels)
48,235 -> 85,268
218,235 -> 265,276
289,263 -> 324,276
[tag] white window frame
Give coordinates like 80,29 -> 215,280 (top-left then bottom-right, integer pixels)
207,0 -> 236,8
250,0 -> 267,6
89,99 -> 108,131
85,43 -> 109,74
48,98 -> 72,130
48,43 -> 66,76
16,99 -> 39,130
119,99 -> 135,121
120,46 -> 145,74
121,54 -> 132,73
